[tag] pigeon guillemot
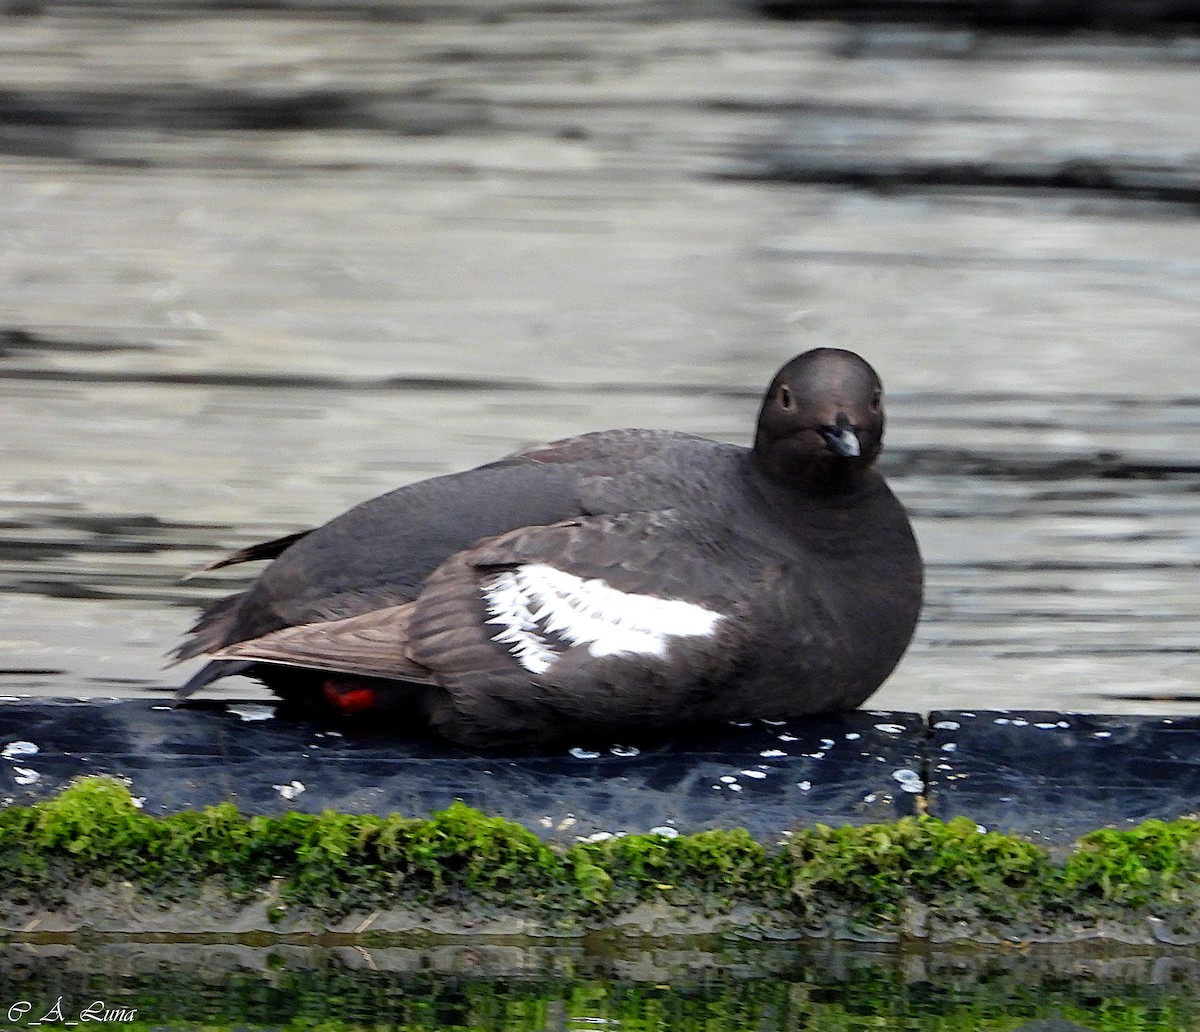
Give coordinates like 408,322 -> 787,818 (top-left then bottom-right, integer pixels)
175,349 -> 923,748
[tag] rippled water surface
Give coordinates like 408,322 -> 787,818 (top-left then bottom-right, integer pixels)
4,939 -> 1200,1031
4,347 -> 1198,717
1,5 -> 1198,720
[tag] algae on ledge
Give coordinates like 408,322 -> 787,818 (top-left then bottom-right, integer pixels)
2,776 -> 1200,941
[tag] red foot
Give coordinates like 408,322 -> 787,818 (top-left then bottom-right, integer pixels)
322,679 -> 378,715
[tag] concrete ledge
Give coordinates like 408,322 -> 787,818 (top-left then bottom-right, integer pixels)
928,710 -> 1200,845
1,699 -> 1196,844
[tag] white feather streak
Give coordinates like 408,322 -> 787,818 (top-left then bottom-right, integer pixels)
482,563 -> 723,674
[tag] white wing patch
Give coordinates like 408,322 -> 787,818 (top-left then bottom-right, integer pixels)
481,563 -> 723,675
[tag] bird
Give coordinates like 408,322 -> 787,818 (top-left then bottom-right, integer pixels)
174,348 -> 923,749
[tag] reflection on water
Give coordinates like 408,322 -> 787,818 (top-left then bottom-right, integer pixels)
1,938 -> 1199,1031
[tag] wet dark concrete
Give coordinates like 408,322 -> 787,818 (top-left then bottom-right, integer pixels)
928,709 -> 1200,843
0,699 -> 925,842
2,699 -> 1197,844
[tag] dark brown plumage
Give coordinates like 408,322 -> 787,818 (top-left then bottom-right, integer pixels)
176,349 -> 923,748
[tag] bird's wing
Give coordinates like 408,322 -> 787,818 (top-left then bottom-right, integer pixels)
406,512 -> 752,742
182,530 -> 312,580
211,601 -> 433,683
205,512 -> 755,743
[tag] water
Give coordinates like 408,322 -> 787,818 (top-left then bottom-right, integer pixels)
3,937 -> 1200,1031
2,8 -> 1200,715
4,373 -> 1198,716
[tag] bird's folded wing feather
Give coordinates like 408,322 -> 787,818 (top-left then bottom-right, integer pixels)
210,512 -> 750,704
213,602 -> 434,683
407,512 -> 749,695
182,529 -> 313,580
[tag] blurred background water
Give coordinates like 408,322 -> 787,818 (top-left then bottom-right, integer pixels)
1,0 -> 1198,718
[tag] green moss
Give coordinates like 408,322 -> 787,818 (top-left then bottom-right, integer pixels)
786,816 -> 1055,925
4,776 -> 1200,938
574,827 -> 788,910
1062,818 -> 1200,908
385,800 -> 568,899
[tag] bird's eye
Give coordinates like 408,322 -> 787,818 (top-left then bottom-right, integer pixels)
870,389 -> 882,412
779,385 -> 793,409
